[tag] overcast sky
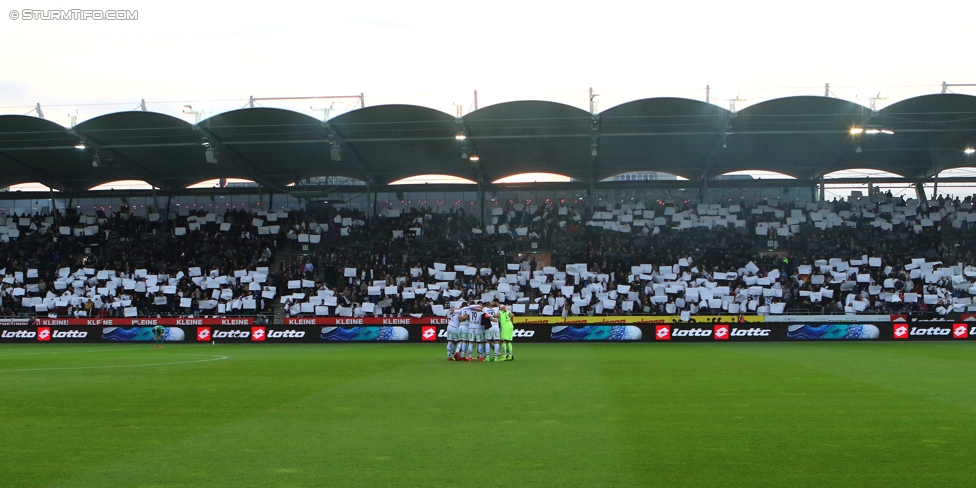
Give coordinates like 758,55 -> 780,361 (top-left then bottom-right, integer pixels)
3,1 -> 976,196
3,0 -> 975,128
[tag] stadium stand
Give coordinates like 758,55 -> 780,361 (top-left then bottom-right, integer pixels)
274,192 -> 976,319
0,208 -> 283,318
6,189 -> 972,319
2,94 -> 976,320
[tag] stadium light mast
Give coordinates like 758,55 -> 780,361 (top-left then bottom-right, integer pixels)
726,93 -> 747,112
857,91 -> 888,111
248,94 -> 365,113
589,87 -> 600,115
941,82 -> 976,94
311,101 -> 342,122
181,105 -> 209,124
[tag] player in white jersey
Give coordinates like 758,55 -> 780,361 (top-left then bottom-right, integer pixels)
454,303 -> 471,361
446,305 -> 463,360
482,300 -> 502,361
466,304 -> 485,361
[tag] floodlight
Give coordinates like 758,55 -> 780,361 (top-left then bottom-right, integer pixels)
965,148 -> 975,155
455,134 -> 466,141
92,153 -> 101,167
74,142 -> 86,149
469,155 -> 480,162
850,128 -> 864,135
181,105 -> 193,114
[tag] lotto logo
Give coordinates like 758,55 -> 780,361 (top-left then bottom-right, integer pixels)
421,326 -> 437,341
655,325 -> 671,341
952,324 -> 968,339
251,327 -> 267,341
37,327 -> 51,341
713,324 -> 729,340
893,325 -> 909,339
197,327 -> 211,341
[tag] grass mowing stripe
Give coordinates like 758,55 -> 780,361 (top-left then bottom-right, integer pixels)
726,342 -> 976,409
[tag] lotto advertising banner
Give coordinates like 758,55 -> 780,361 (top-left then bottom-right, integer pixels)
194,326 -> 309,343
780,322 -> 976,341
0,326 -> 100,343
192,325 -> 410,343
891,323 -> 975,341
6,322 -> 976,343
283,317 -> 447,326
648,324 -> 776,342
0,318 -> 255,326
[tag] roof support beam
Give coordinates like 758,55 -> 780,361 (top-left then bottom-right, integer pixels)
589,114 -> 600,185
325,123 -> 376,185
697,110 -> 733,181
0,150 -> 68,191
192,126 -> 291,195
456,118 -> 486,185
70,131 -> 174,190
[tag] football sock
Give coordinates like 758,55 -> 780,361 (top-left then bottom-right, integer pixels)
494,343 -> 500,356
447,342 -> 454,357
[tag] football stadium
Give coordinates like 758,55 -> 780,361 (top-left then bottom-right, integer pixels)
4,4 -> 976,487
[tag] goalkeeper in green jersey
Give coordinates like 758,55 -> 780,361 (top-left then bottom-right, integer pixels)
498,305 -> 515,361
152,325 -> 165,348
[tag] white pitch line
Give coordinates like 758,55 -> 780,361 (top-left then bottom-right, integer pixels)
0,347 -> 148,357
0,354 -> 229,372
0,344 -> 217,357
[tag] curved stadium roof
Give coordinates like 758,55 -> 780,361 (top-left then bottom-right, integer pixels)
0,94 -> 974,192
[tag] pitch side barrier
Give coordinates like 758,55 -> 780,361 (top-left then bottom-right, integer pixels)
4,313 -> 973,327
2,318 -> 976,343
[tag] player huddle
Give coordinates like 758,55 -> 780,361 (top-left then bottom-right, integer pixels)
445,300 -> 515,361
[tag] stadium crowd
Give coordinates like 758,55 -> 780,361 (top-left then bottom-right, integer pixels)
0,208 -> 285,318
277,192 -> 976,319
2,191 -> 976,319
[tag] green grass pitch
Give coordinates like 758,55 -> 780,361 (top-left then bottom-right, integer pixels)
2,342 -> 975,487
